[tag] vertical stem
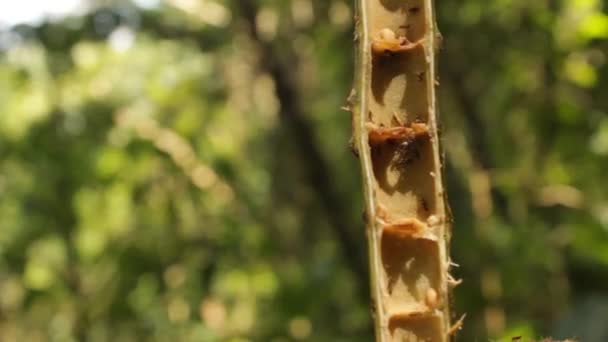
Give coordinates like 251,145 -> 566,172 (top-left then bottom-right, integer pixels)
351,0 -> 459,340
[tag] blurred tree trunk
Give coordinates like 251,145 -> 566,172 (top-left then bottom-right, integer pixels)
236,0 -> 371,302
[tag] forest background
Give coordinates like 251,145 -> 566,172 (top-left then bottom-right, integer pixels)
1,0 -> 608,341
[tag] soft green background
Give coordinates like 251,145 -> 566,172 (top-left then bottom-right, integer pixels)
1,0 -> 607,341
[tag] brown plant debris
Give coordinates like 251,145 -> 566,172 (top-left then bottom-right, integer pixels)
366,121 -> 429,146
371,28 -> 425,56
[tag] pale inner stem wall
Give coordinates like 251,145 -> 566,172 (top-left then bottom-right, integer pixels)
356,0 -> 453,341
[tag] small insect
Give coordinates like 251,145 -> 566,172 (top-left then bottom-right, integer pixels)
416,71 -> 425,82
419,197 -> 429,212
362,208 -> 369,223
366,119 -> 428,169
349,137 -> 359,157
435,31 -> 444,52
394,137 -> 422,168
416,198 -> 430,217
371,28 -> 425,56
370,300 -> 378,319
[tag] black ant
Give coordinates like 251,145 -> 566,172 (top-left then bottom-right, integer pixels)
409,6 -> 420,14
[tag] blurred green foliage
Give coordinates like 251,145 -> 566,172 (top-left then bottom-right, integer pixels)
0,0 -> 607,341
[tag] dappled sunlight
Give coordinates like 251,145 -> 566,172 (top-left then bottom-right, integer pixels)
0,0 -> 606,341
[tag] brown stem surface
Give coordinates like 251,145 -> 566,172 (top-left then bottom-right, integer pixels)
351,0 -> 459,340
